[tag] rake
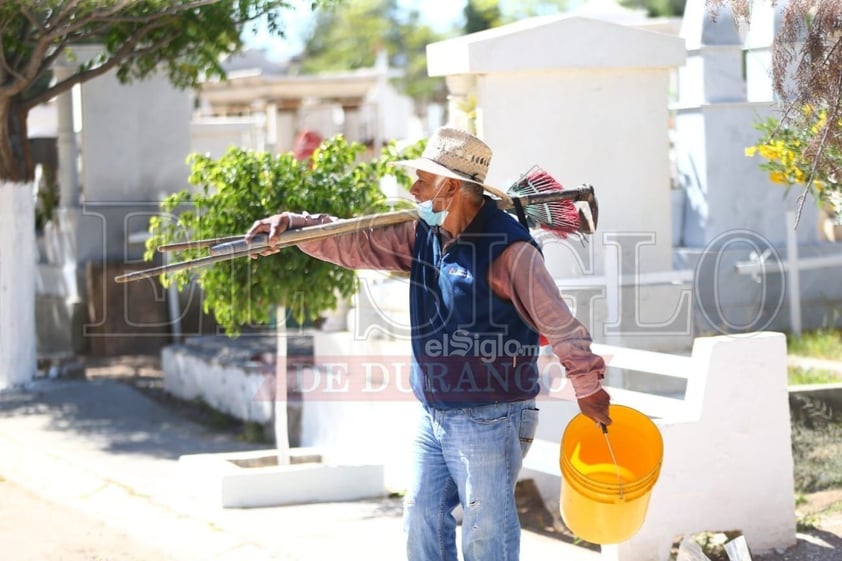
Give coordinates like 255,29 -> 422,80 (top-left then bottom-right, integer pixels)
114,167 -> 598,284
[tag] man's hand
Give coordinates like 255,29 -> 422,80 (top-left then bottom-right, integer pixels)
245,213 -> 290,258
577,388 -> 611,426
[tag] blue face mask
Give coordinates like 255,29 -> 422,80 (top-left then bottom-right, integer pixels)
417,179 -> 450,227
417,199 -> 448,227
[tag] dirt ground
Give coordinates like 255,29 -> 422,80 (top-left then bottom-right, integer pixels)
32,355 -> 842,561
0,475 -> 177,561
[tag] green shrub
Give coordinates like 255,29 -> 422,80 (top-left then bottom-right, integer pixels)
146,136 -> 422,335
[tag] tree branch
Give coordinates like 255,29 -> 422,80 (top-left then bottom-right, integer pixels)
6,0 -> 280,101
22,23 -> 172,110
45,0 -> 222,42
19,6 -> 46,35
48,0 -> 84,31
0,36 -> 28,86
6,19 -> 58,97
793,62 -> 842,228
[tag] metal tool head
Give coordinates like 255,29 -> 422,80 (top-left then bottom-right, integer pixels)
575,184 -> 599,234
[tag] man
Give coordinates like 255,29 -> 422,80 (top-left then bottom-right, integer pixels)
246,127 -> 611,561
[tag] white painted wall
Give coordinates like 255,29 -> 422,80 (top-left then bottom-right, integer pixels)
80,68 -> 192,203
190,118 -> 258,160
478,68 -> 676,274
0,183 -> 36,389
162,345 -> 274,425
363,81 -> 413,143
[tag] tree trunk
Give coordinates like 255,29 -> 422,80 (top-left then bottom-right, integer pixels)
0,95 -> 34,183
275,305 -> 291,465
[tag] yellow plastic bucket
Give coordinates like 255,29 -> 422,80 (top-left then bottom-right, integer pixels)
559,404 -> 663,544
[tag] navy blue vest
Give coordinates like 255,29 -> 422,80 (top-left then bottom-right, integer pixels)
409,198 -> 542,408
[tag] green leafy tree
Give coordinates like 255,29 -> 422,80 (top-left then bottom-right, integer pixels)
299,0 -> 449,108
464,0 -> 502,33
146,136 -> 423,335
0,0 -> 339,183
620,0 -> 685,17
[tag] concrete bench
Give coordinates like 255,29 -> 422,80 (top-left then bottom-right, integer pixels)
523,331 -> 796,561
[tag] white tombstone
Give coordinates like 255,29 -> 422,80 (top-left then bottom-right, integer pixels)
80,65 -> 192,206
743,0 -> 790,103
680,0 -> 746,106
675,0 -> 818,248
427,14 -> 689,350
40,45 -> 193,356
78,49 -> 192,262
0,183 -> 36,389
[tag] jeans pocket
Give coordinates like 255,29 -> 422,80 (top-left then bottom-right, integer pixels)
466,401 -> 509,424
519,408 -> 540,457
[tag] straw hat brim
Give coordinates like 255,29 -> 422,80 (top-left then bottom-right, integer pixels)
392,157 -> 485,185
392,157 -> 510,200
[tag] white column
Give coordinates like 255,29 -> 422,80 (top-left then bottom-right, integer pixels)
53,65 -> 80,208
374,49 -> 389,152
0,183 -> 36,389
275,305 -> 290,465
251,99 -> 267,152
342,104 -> 362,143
445,74 -> 477,132
46,64 -> 83,309
264,102 -> 278,153
786,211 -> 802,337
275,107 -> 298,154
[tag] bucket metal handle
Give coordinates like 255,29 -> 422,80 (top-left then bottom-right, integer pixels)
601,423 -> 625,500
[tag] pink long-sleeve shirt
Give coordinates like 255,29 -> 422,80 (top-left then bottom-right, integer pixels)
289,212 -> 605,398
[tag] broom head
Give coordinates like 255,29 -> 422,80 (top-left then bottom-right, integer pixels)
507,166 -> 596,238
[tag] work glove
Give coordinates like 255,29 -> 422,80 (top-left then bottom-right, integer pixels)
577,387 -> 612,426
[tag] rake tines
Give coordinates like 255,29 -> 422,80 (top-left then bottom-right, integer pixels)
506,166 -> 585,238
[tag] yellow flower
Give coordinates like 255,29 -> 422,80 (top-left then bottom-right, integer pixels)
781,149 -> 796,167
758,144 -> 778,160
745,146 -> 758,157
769,171 -> 788,184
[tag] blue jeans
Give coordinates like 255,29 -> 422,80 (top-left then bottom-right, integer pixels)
403,399 -> 540,561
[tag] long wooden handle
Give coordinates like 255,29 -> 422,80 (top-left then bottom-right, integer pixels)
114,209 -> 418,283
158,234 -> 246,252
116,185 -> 596,284
114,248 -> 258,283
207,209 -> 419,257
157,208 -> 419,252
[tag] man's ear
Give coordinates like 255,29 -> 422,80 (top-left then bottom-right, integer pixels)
444,177 -> 460,196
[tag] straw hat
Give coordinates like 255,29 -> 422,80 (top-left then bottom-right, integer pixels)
393,127 -> 493,186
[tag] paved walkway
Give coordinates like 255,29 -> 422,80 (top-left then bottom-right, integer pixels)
0,376 -> 599,561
